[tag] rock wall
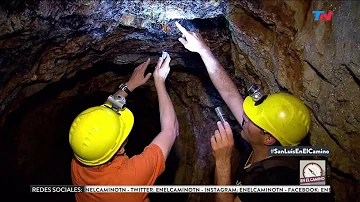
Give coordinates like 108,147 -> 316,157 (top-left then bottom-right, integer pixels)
226,1 -> 360,201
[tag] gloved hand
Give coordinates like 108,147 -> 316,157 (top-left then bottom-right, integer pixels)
127,58 -> 152,91
175,22 -> 211,55
153,52 -> 171,83
211,121 -> 235,164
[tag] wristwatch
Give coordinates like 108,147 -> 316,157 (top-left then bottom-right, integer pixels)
119,83 -> 131,94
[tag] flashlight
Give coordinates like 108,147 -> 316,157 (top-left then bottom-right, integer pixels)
161,51 -> 167,59
215,106 -> 226,124
215,107 -> 249,152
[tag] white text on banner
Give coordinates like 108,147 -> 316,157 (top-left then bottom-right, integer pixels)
83,185 -> 331,193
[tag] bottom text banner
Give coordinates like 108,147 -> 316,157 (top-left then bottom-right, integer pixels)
31,185 -> 331,193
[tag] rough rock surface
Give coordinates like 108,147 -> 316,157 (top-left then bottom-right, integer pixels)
225,1 -> 360,201
0,0 -> 359,201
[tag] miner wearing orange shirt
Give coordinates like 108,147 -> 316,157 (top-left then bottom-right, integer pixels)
69,52 -> 179,202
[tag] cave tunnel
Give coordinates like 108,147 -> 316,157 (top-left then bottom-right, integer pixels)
0,1 -> 359,202
1,58 -> 220,202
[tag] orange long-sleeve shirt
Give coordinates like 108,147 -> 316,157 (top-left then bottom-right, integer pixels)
71,144 -> 165,202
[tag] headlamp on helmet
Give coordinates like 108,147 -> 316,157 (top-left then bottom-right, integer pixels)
247,84 -> 268,106
107,92 -> 126,113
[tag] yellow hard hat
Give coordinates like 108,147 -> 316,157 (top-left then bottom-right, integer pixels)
243,92 -> 311,146
69,104 -> 134,166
